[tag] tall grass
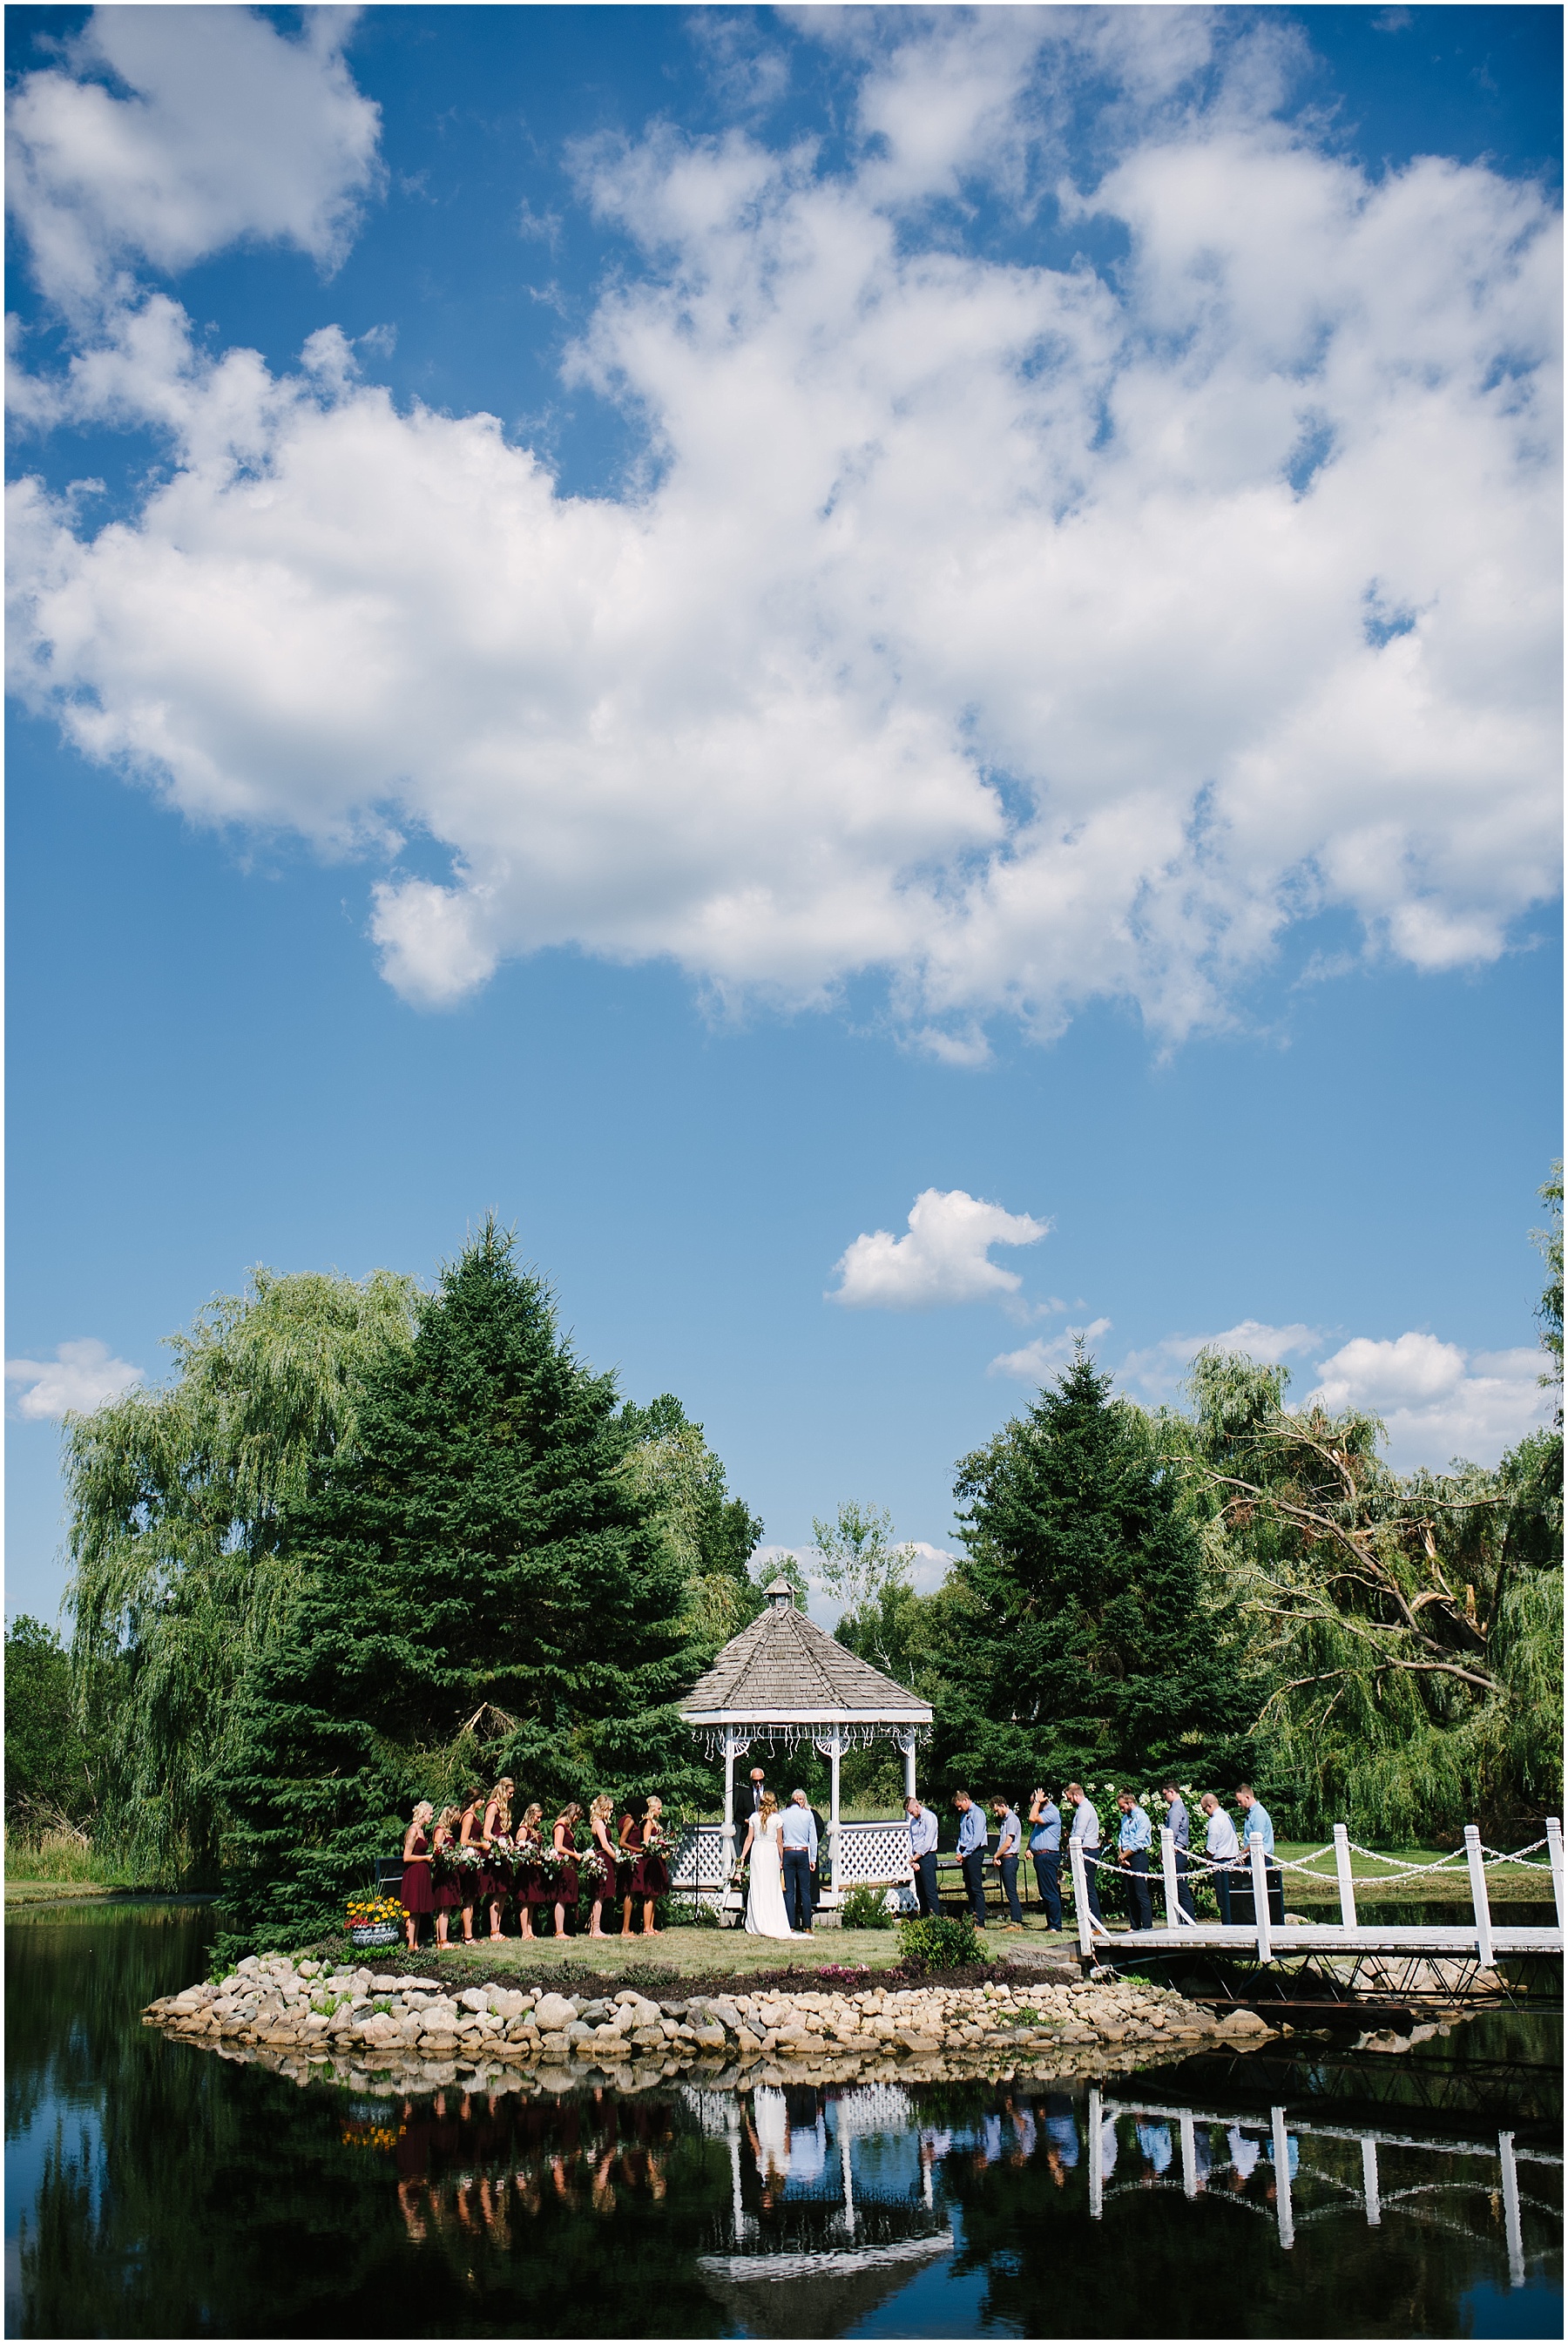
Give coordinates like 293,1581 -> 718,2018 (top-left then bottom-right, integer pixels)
4,1824 -> 137,1888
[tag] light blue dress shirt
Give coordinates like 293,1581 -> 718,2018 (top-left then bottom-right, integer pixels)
779,1803 -> 818,1861
956,1804 -> 988,1858
995,1807 -> 1021,1858
908,1806 -> 938,1860
1069,1798 -> 1100,1849
1166,1796 -> 1191,1852
1030,1800 -> 1061,1854
1240,1802 -> 1274,1855
1118,1805 -> 1152,1854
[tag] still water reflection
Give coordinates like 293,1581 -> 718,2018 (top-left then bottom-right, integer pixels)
6,1900 -> 1562,2338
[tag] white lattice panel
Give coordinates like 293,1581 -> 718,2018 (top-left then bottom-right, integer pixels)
835,1820 -> 913,1886
670,1823 -> 731,1891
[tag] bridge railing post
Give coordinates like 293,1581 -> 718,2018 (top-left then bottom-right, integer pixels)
1270,2106 -> 1294,2249
1160,1825 -> 1181,1930
1333,1823 -> 1357,1929
1546,1816 -> 1564,1930
1464,1824 -> 1495,1969
1179,2112 -> 1197,2199
1499,2131 -> 1524,2288
1249,1831 -> 1274,1963
1088,2085 -> 1104,2221
1070,1834 -> 1095,1959
1360,2136 -> 1380,2226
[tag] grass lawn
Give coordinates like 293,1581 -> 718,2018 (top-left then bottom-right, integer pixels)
340,1925 -> 914,1989
4,1878 -> 126,1905
1267,1839 -> 1551,1906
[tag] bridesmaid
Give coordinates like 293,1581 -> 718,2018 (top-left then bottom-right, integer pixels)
551,1804 -> 583,1940
482,1778 -> 516,1942
639,1795 -> 671,1934
400,1800 -> 436,1952
618,1796 -> 647,1937
586,1796 -> 618,1940
431,1806 -> 464,1950
516,1801 -> 546,1941
457,1787 -> 487,1946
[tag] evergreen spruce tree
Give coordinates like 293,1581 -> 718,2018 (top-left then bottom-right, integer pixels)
936,1353 -> 1249,1793
221,1225 -> 703,1948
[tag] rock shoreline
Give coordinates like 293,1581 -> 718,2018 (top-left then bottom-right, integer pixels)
144,1953 -> 1277,2097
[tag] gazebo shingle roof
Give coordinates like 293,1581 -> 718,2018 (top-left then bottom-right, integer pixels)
679,1585 -> 931,1723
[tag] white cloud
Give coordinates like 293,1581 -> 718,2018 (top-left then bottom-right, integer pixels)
830,1188 -> 1050,1310
6,6 -> 382,312
990,1319 -> 1113,1381
1306,1333 -> 1551,1469
4,12 -> 1559,1048
1118,1318 -> 1321,1398
5,1337 -> 143,1421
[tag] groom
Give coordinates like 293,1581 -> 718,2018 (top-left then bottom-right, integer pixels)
780,1790 -> 818,1933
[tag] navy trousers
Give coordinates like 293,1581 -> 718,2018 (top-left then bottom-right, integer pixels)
960,1849 -> 988,1926
781,1848 -> 814,1932
912,1851 -> 939,1915
1031,1848 -> 1062,1929
1123,1849 -> 1152,1930
997,1854 -> 1024,1924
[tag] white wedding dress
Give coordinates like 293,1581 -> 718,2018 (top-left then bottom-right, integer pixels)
745,1814 -> 798,1938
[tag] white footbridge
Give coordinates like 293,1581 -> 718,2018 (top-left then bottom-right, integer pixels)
1070,1819 -> 1565,1973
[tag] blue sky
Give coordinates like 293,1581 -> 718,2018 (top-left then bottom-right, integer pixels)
6,4 -> 1561,1626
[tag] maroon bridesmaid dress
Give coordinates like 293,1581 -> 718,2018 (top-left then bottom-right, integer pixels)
432,1834 -> 463,1913
553,1833 -> 580,1909
524,1832 -> 553,1908
638,1827 -> 670,1900
622,1817 -> 647,1896
401,1829 -> 436,1916
591,1827 -> 619,1907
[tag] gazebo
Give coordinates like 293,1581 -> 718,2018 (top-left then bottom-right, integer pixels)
673,1577 -> 934,1915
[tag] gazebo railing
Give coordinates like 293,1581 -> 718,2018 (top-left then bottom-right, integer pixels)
669,1821 -> 919,1916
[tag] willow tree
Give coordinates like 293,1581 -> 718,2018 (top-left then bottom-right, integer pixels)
1175,1345 -> 1562,1843
64,1267 -> 418,1880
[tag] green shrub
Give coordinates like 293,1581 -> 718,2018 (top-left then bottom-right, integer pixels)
678,1899 -> 723,1929
841,1883 -> 896,1930
897,1912 -> 981,1971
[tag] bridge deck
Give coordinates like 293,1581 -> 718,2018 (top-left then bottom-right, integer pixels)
1094,1922 -> 1562,1957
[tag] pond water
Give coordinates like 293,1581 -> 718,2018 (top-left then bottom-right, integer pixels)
6,1899 -> 1562,2339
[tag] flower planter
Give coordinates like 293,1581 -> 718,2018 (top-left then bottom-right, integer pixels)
348,1922 -> 401,1949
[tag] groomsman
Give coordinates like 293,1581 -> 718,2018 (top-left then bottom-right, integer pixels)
953,1792 -> 990,1928
1065,1784 -> 1103,1926
1028,1789 -> 1063,1929
1161,1783 -> 1197,1920
1200,1793 -> 1239,1922
990,1798 -> 1024,1928
1115,1791 -> 1153,1930
747,1767 -> 767,1814
906,1796 -> 939,1915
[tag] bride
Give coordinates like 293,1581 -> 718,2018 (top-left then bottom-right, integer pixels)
739,1793 -> 798,1938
